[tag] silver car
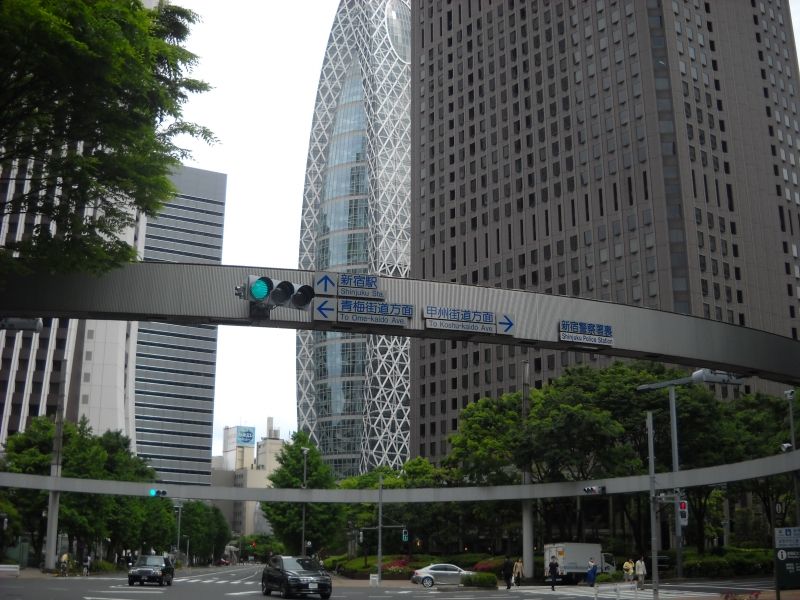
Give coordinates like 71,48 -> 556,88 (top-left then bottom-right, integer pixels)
411,563 -> 474,588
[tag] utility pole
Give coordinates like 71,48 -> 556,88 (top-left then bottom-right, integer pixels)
377,474 -> 383,584
44,398 -> 65,572
521,360 -> 534,580
301,447 -> 309,556
647,412 -> 660,600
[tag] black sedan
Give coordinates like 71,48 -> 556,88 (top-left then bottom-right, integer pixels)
128,555 -> 174,586
261,555 -> 331,599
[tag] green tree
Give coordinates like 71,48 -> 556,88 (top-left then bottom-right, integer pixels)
0,417 -> 55,561
261,432 -> 344,555
446,393 -> 522,485
96,431 -> 155,561
59,418 -> 111,562
725,392 -> 796,544
0,0 -> 214,275
173,501 -> 230,564
140,497 -> 175,556
0,416 -> 162,563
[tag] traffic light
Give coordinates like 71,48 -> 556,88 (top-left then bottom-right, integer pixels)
583,485 -> 606,495
402,529 -> 408,542
358,530 -> 364,544
148,488 -> 167,497
678,500 -> 689,526
240,275 -> 315,319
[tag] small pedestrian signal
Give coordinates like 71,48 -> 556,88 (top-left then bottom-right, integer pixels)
678,500 -> 689,526
402,529 -> 408,542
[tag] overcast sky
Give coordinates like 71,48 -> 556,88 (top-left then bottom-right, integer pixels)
176,0 -> 339,454
178,0 -> 800,455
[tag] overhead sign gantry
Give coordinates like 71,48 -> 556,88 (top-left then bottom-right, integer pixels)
0,262 -> 798,384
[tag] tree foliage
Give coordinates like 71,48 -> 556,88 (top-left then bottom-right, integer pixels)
445,361 -> 790,555
261,432 -> 344,555
2,416 -> 232,563
0,0 -> 214,275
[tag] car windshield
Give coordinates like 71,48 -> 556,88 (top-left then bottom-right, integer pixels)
136,556 -> 164,567
283,557 -> 321,571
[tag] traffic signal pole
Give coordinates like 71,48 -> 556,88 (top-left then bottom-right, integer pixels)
669,385 -> 683,579
44,398 -> 65,572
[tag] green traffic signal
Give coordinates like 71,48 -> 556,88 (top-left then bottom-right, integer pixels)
149,488 -> 167,497
249,276 -> 273,301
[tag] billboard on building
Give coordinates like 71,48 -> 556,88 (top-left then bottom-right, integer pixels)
235,426 -> 256,447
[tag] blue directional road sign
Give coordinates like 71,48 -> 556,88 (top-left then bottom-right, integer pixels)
313,298 -> 336,322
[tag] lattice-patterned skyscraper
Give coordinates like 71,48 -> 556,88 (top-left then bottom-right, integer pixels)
297,0 -> 411,478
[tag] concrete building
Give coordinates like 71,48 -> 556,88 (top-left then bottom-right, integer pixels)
409,1 -> 800,463
296,0 -> 413,478
212,419 -> 285,536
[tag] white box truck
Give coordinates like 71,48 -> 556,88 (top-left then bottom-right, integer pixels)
543,543 -> 616,584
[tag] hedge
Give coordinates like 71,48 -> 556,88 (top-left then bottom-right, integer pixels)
463,572 -> 498,588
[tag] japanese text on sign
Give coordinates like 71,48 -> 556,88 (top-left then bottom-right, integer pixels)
424,305 -> 494,323
559,320 -> 613,337
339,274 -> 378,289
339,299 -> 413,317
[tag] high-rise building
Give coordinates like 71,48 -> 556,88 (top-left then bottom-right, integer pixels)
0,166 -> 226,480
134,165 -> 226,485
296,0 -> 412,478
410,1 -> 800,463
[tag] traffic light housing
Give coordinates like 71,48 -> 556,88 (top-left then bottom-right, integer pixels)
149,488 -> 167,497
241,275 -> 315,319
583,485 -> 606,495
402,529 -> 408,542
678,500 -> 689,526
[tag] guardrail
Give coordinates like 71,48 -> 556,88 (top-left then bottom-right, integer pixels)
0,564 -> 20,577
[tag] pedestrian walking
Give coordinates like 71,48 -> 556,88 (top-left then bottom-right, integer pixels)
635,556 -> 647,589
513,557 -> 524,587
622,558 -> 634,582
502,555 -> 514,590
548,555 -> 559,591
586,557 -> 598,587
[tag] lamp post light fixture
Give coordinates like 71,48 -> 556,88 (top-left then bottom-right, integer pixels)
637,368 -> 743,579
301,447 -> 309,557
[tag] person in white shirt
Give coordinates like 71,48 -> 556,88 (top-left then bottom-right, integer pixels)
634,557 -> 647,589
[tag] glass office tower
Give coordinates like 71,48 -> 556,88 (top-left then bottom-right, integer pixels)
297,0 -> 411,478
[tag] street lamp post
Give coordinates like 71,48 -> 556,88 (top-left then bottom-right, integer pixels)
784,389 -> 800,525
647,412 -> 660,600
637,368 -> 743,580
521,360 -> 534,580
174,501 -> 183,562
301,447 -> 309,557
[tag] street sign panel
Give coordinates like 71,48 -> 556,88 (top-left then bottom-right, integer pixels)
558,319 -> 614,346
314,272 -> 338,296
313,298 -> 337,322
422,305 -> 514,336
775,527 -> 800,590
336,299 -> 412,327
